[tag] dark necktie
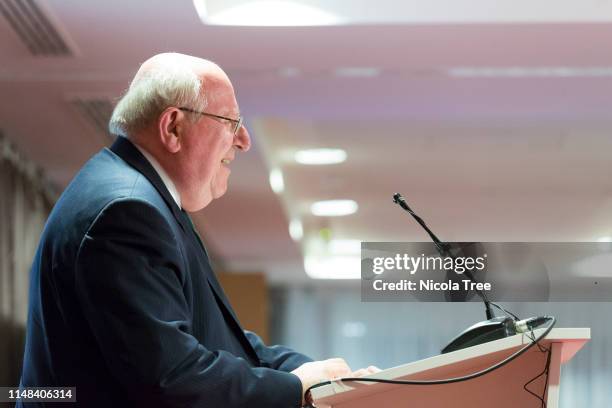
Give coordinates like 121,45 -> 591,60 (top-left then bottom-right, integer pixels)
180,210 -> 209,259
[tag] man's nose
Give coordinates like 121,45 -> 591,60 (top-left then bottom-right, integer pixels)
234,124 -> 251,152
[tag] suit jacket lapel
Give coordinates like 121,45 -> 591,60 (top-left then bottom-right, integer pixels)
180,210 -> 260,365
178,210 -> 239,320
179,211 -> 260,363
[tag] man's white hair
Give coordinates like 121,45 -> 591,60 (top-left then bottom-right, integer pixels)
108,54 -> 208,136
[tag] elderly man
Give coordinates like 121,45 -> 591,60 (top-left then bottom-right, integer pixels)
18,53 -> 376,407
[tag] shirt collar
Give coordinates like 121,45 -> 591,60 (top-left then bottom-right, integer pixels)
131,139 -> 182,209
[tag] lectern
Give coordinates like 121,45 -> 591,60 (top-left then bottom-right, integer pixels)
311,328 -> 590,408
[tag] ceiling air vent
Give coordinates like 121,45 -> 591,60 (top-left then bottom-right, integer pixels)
0,0 -> 73,56
70,97 -> 115,143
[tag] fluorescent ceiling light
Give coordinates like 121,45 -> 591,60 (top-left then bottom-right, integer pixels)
311,199 -> 358,217
304,254 -> 360,279
448,67 -> 612,78
194,1 -> 612,25
335,67 -> 381,78
269,168 -> 284,194
328,239 -> 361,255
194,0 -> 340,26
294,148 -> 347,165
289,219 -> 303,241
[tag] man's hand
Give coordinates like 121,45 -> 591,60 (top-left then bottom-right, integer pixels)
291,358 -> 352,405
350,365 -> 381,377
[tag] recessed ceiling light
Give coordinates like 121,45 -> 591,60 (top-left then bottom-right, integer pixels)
294,148 -> 347,165
289,219 -> 303,241
304,255 -> 360,279
311,200 -> 358,217
194,0 -> 340,26
269,168 -> 284,194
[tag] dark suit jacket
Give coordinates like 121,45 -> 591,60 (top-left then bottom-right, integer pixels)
18,136 -> 311,407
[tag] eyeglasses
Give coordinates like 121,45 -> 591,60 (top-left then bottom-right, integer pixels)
178,107 -> 243,135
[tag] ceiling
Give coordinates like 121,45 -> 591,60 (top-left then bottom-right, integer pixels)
1,0 -> 612,283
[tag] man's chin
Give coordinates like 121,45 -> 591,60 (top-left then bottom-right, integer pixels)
212,183 -> 228,199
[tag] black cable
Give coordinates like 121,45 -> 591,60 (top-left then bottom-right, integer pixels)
522,327 -> 553,407
490,302 -> 520,321
522,345 -> 551,408
526,325 -> 549,354
305,316 -> 556,407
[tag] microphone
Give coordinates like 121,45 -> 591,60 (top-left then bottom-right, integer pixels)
392,192 -> 519,353
392,193 -> 494,320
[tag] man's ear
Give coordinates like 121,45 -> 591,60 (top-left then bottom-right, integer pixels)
158,107 -> 183,153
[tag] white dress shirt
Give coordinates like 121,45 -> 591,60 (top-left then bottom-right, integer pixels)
131,139 -> 182,209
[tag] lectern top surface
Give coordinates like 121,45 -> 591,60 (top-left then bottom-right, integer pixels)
311,327 -> 590,402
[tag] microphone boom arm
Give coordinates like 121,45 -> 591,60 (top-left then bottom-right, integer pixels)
392,193 -> 494,320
